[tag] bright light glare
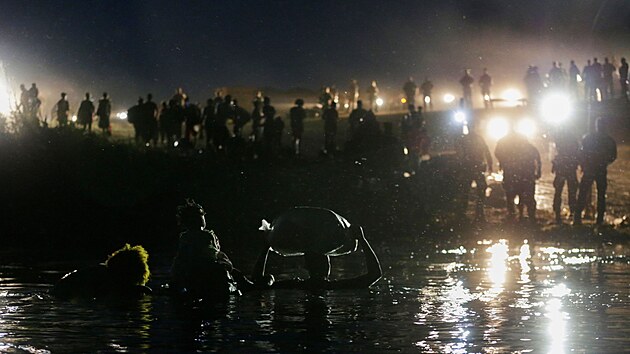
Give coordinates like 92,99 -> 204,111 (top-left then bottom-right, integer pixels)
454,111 -> 466,123
443,93 -> 455,104
501,88 -> 522,106
0,82 -> 10,115
424,96 -> 431,104
485,240 -> 509,295
0,64 -> 12,115
540,93 -> 571,125
516,118 -> 536,139
116,112 -> 128,120
71,115 -> 78,122
375,98 -> 384,106
401,97 -> 407,104
486,117 -> 509,140
576,74 -> 583,83
483,94 -> 490,101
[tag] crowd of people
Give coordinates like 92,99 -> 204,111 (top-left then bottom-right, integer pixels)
17,54 -> 624,226
451,114 -> 617,226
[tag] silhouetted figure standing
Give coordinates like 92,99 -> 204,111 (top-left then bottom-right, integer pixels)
524,66 -> 543,105
495,131 -> 541,221
19,84 -> 28,114
96,92 -> 112,136
262,96 -> 276,156
214,95 -> 234,152
172,87 -> 186,107
478,68 -> 492,109
620,58 -> 629,101
592,57 -> 603,99
290,99 -> 306,155
322,101 -> 339,154
582,60 -> 595,101
77,92 -> 95,132
348,100 -> 367,141
55,92 -> 70,127
420,77 -> 434,111
548,61 -> 565,89
459,69 -> 474,108
366,80 -> 379,112
400,105 -> 425,170
273,115 -> 285,155
201,99 -> 216,149
455,122 -> 493,221
232,99 -> 251,138
168,99 -> 184,144
403,76 -> 417,107
573,118 -> 617,225
143,94 -> 159,145
249,98 -> 261,137
28,83 -> 40,116
319,86 -> 332,111
349,79 -> 359,111
551,129 -> 579,224
602,57 -> 616,100
400,104 -> 418,145
183,97 -> 201,143
158,101 -> 169,145
127,98 -> 144,144
568,60 -> 580,99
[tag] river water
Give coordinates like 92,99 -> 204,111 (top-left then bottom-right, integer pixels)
1,231 -> 629,353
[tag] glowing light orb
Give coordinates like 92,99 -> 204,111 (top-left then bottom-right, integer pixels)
540,93 -> 572,125
443,93 -> 455,104
401,98 -> 407,104
424,96 -> 431,104
454,111 -> 466,123
0,64 -> 13,115
116,112 -> 128,120
486,117 -> 509,140
501,88 -> 522,106
375,98 -> 384,106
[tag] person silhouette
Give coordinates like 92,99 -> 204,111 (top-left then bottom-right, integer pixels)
55,92 -> 70,127
289,98 -> 306,155
77,92 -> 95,132
96,92 -> 112,136
573,118 -> 617,225
459,69 -> 474,108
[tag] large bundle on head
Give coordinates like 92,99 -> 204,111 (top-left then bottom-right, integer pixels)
106,244 -> 150,286
261,207 -> 359,257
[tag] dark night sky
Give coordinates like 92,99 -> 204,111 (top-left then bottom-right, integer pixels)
1,0 -> 629,111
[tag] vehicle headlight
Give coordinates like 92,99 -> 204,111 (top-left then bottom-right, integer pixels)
501,88 -> 522,106
516,118 -> 536,139
540,93 -> 571,125
454,111 -> 466,123
487,117 -> 509,140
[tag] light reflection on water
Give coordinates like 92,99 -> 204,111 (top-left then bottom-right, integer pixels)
0,236 -> 629,352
